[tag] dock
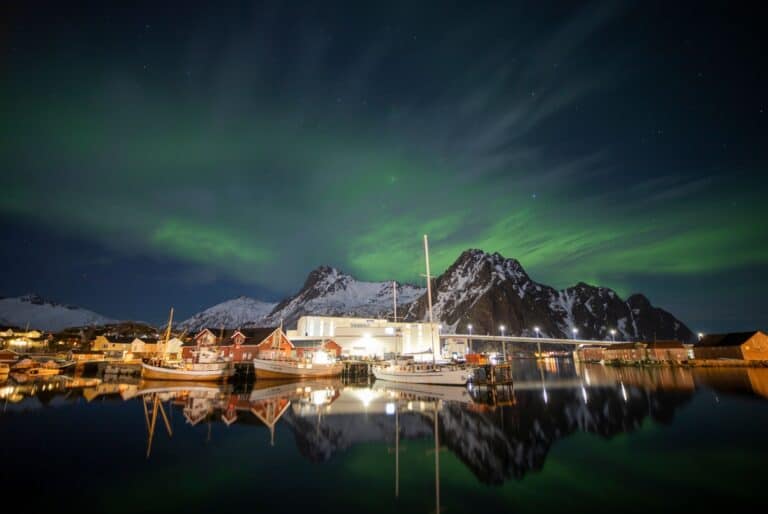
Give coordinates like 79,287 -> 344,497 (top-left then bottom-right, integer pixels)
342,360 -> 373,379
473,362 -> 514,385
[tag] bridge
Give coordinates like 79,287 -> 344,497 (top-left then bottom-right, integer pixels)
440,333 -> 618,346
439,333 -> 618,360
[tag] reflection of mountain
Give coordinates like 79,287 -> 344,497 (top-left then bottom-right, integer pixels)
6,366 -> 768,484
440,386 -> 693,484
279,382 -> 694,483
284,407 -> 432,463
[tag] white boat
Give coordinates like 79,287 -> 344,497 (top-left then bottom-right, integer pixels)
141,360 -> 235,381
372,359 -> 471,385
140,308 -> 235,382
251,356 -> 343,379
372,235 -> 476,386
251,327 -> 343,379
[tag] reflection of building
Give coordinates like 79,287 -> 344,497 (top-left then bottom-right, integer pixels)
577,363 -> 695,391
289,316 -> 440,359
694,331 -> 768,360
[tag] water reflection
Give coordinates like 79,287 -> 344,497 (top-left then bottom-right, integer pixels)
2,363 -> 768,486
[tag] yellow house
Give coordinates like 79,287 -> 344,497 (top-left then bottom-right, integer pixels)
2,328 -> 47,350
92,335 -> 133,359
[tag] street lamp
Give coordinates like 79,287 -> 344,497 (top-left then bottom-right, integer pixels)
610,329 -> 616,342
572,328 -> 578,340
499,325 -> 505,337
534,326 -> 540,337
467,324 -> 473,336
698,332 -> 704,341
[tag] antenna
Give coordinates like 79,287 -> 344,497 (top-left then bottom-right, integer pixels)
393,281 -> 398,323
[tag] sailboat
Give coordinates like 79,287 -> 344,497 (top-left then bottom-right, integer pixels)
372,235 -> 473,386
251,327 -> 343,379
141,308 -> 235,381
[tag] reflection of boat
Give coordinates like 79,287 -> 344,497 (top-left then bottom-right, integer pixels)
0,363 -> 9,376
371,236 -> 473,386
373,379 -> 474,404
251,328 -> 343,379
140,309 -> 235,382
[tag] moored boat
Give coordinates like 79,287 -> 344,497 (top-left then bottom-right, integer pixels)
371,235 -> 476,387
139,308 -> 235,382
372,358 -> 471,385
251,326 -> 343,379
140,360 -> 235,381
251,356 -> 344,379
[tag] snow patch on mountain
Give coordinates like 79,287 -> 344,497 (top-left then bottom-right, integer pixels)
177,296 -> 278,332
0,294 -> 114,331
264,266 -> 424,328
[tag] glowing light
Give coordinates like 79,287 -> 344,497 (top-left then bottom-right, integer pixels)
385,402 -> 396,415
351,388 -> 380,408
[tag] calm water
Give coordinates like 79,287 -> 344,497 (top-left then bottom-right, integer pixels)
2,360 -> 767,513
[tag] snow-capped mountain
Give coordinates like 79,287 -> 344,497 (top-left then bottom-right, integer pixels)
262,265 -> 424,327
179,249 -> 692,342
0,294 -> 114,331
403,249 -> 694,342
177,296 -> 278,333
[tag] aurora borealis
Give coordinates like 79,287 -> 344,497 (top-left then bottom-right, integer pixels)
1,1 -> 765,330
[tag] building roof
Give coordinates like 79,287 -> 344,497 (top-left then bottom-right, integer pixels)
194,328 -> 236,340
605,342 -> 646,350
696,331 -> 763,347
233,328 -> 277,341
645,340 -> 686,349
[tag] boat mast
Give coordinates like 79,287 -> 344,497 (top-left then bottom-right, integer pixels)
161,308 -> 174,362
392,281 -> 397,323
423,234 -> 436,366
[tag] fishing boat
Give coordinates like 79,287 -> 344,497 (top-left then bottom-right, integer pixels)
372,235 -> 474,386
140,308 -> 235,382
251,328 -> 343,379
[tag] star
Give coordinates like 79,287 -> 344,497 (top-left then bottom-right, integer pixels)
531,192 -> 537,199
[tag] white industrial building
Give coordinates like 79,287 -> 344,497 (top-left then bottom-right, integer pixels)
286,315 -> 440,360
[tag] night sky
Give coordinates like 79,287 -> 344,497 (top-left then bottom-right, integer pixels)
1,1 -> 765,331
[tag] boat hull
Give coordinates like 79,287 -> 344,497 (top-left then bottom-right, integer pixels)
141,362 -> 234,381
252,359 -> 343,379
372,366 -> 470,385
